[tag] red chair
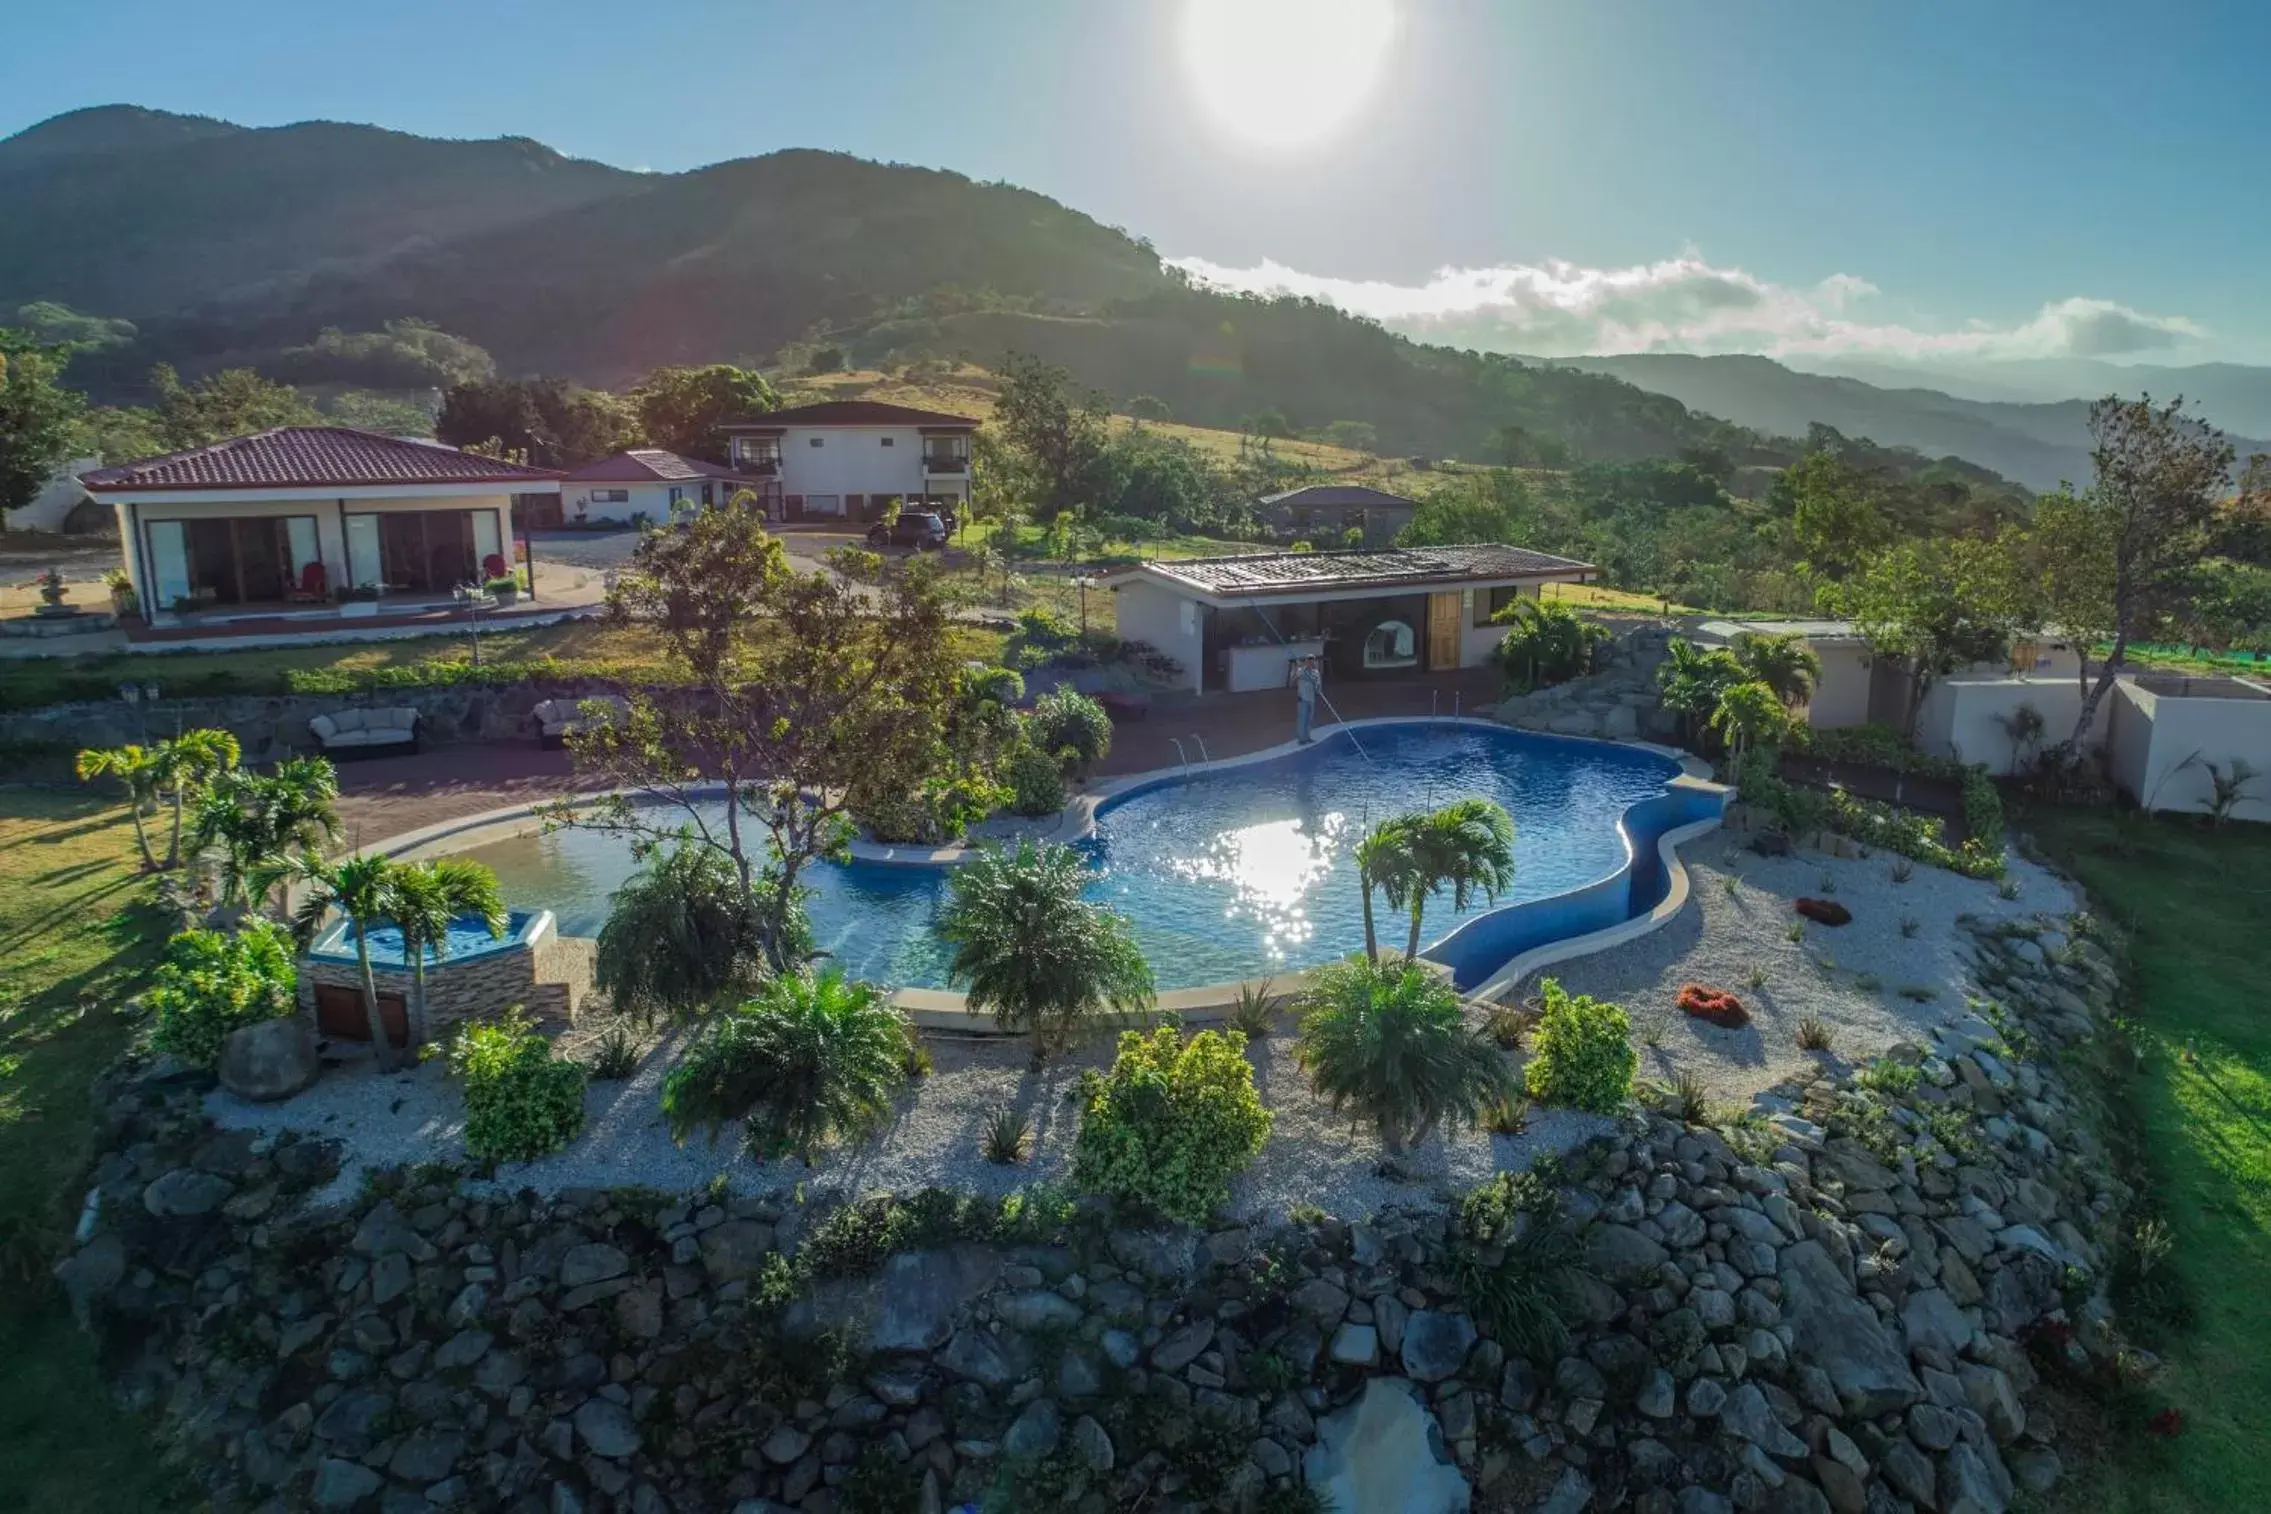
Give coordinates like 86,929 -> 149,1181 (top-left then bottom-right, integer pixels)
482,553 -> 507,581
286,562 -> 327,603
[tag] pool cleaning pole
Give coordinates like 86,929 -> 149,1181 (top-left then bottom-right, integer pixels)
1315,687 -> 1374,765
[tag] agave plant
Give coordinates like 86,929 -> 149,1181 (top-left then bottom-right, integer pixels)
1295,955 -> 1511,1153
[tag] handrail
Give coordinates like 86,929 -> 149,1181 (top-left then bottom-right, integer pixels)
1190,734 -> 1210,764
1168,737 -> 1190,772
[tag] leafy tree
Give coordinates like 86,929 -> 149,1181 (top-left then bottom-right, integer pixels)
272,318 -> 495,390
449,1008 -> 587,1162
1371,798 -> 1518,961
151,364 -> 320,450
631,363 -> 778,462
1490,423 -> 1572,468
0,329 -> 87,523
1777,451 -> 1890,580
1836,538 -> 2023,736
75,403 -> 166,466
1243,407 -> 1294,440
1295,956 -> 1511,1153
383,859 -> 507,1044
1124,394 -> 1173,423
2007,488 -> 2115,708
936,838 -> 1154,1063
1319,419 -> 1377,453
194,757 -> 342,910
594,842 -> 772,1025
659,969 -> 909,1162
1397,471 -> 1541,548
435,377 -> 635,467
2064,395 -> 2236,748
284,853 -> 403,1069
542,500 -> 964,969
1028,687 -> 1112,773
11,301 -> 136,354
991,352 -> 1109,521
1727,631 -> 1822,709
1492,598 -> 1609,693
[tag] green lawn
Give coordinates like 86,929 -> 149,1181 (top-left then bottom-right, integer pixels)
2027,807 -> 2271,1514
0,790 -> 185,1511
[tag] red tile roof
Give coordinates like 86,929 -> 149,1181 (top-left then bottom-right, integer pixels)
562,449 -> 737,483
718,399 -> 979,431
80,427 -> 566,493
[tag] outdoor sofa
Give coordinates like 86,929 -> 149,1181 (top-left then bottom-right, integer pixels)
308,707 -> 420,758
532,694 -> 631,748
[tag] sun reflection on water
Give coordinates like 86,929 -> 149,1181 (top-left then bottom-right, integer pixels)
1169,811 -> 1350,960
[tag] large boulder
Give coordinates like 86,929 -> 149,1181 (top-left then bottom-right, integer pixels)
1304,1377 -> 1470,1514
1776,1240 -> 1922,1416
218,1016 -> 320,1102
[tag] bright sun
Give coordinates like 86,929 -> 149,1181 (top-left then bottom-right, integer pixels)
1178,0 -> 1401,151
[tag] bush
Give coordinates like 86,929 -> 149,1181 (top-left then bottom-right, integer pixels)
1294,956 -> 1511,1151
449,1008 -> 587,1163
1072,1025 -> 1273,1224
659,970 -> 909,1162
1004,741 -> 1069,817
1522,978 -> 1636,1113
594,843 -> 772,1024
1005,606 -> 1080,670
145,920 -> 298,1068
1028,688 -> 1112,771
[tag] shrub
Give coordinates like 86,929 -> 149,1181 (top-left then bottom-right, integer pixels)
1857,1056 -> 1921,1096
660,970 -> 909,1162
1028,688 -> 1112,772
1796,1016 -> 1834,1051
1231,978 -> 1280,1042
1004,741 -> 1069,817
1449,1173 -> 1583,1360
1071,1025 -> 1272,1223
1295,956 -> 1511,1151
595,843 -> 774,1024
449,1008 -> 587,1163
982,1106 -> 1033,1165
583,1023 -> 642,1080
1522,978 -> 1636,1113
145,920 -> 299,1068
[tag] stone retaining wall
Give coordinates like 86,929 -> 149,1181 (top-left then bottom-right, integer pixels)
299,930 -> 588,1045
1495,622 -> 1682,743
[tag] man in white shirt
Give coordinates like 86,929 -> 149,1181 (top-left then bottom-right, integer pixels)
1294,656 -> 1321,744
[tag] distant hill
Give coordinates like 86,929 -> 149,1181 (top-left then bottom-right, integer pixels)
0,106 -> 2030,489
1559,352 -> 2271,490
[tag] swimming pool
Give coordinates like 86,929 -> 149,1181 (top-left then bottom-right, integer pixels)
442,723 -> 1718,991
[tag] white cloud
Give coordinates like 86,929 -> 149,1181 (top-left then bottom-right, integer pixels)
1165,251 -> 2207,361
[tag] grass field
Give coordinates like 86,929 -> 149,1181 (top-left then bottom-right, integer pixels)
0,790 -> 184,1512
2026,807 -> 2271,1514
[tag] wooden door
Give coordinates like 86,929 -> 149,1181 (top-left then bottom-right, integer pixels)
1427,592 -> 1463,670
314,983 -> 410,1047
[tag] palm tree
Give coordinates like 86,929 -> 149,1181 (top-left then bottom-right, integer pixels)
384,859 -> 507,1044
1353,816 -> 1422,965
1379,799 -> 1518,961
1709,680 -> 1791,775
594,842 -> 766,1026
1655,637 -> 1746,747
1295,955 -> 1511,1153
936,838 -> 1154,1064
285,853 -> 401,1068
1493,599 -> 1611,693
197,757 -> 342,911
74,744 -> 165,870
1729,631 -> 1823,711
156,728 -> 242,869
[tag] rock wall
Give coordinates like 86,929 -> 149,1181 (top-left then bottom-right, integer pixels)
0,678 -> 625,765
1495,625 -> 1683,744
57,913 -> 2140,1514
298,932 -> 590,1047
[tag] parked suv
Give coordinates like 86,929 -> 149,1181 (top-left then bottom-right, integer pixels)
867,510 -> 949,550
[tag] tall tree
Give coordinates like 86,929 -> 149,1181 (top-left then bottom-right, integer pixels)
286,853 -> 402,1069
150,364 -> 320,450
197,757 -> 342,910
540,500 -> 965,969
2066,395 -> 2235,749
383,859 -> 507,1045
1837,538 -> 2024,736
2008,489 -> 2115,710
1379,798 -> 1518,961
990,352 -> 1109,521
435,377 -> 634,467
631,364 -> 779,462
1777,451 -> 1890,581
73,743 -> 166,871
155,728 -> 242,870
0,329 -> 87,524
1728,631 -> 1822,710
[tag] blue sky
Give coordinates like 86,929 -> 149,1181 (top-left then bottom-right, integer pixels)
6,0 -> 2270,362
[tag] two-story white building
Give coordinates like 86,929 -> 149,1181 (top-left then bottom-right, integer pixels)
716,399 -> 977,523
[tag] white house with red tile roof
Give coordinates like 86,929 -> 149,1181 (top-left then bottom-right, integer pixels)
558,449 -> 741,526
716,399 -> 978,522
81,427 -> 562,629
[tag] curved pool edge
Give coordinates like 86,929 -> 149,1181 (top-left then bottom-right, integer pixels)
354,717 -> 1729,1031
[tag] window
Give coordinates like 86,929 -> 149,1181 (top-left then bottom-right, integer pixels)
1362,620 -> 1418,669
1475,585 -> 1521,627
879,436 -> 895,447
593,488 -> 630,504
808,437 -> 825,448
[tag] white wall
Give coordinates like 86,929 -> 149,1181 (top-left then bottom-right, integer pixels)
1112,580 -> 1204,692
1913,675 -> 2092,774
776,427 -> 969,515
563,479 -> 700,525
1801,642 -> 1874,729
2109,679 -> 2271,821
8,458 -> 98,531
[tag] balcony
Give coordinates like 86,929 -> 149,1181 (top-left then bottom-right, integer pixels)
731,455 -> 782,477
921,453 -> 969,474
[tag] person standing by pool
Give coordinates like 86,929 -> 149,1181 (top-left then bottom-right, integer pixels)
1294,655 -> 1321,744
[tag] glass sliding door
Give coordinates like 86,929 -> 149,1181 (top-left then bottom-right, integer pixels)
146,520 -> 191,609
345,514 -> 384,589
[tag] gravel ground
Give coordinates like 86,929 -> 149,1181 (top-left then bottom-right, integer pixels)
1527,835 -> 2078,1104
207,836 -> 2069,1220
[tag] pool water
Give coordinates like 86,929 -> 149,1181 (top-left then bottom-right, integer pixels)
449,725 -> 1681,991
313,910 -> 539,967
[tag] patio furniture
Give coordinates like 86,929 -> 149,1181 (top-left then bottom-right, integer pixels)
285,562 -> 328,604
308,707 -> 421,757
532,694 -> 630,748
482,553 -> 508,581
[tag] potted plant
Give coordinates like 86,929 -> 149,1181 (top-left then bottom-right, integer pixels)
102,566 -> 140,620
484,574 -> 521,607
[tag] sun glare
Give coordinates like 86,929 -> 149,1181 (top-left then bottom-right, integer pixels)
1178,0 -> 1401,151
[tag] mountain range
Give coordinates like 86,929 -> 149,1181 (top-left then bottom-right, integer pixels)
6,104 -> 2264,492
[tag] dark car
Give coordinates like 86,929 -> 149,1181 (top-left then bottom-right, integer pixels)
867,510 -> 949,550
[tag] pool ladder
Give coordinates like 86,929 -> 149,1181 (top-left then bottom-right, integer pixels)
1168,735 -> 1212,774
1431,691 -> 1463,722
